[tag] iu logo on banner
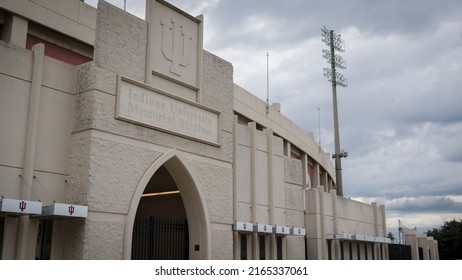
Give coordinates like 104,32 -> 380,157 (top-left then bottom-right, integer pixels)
68,205 -> 75,215
19,201 -> 27,212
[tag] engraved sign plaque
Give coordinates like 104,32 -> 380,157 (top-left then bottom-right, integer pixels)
116,77 -> 219,145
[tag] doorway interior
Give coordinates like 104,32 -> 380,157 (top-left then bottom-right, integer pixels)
131,166 -> 188,260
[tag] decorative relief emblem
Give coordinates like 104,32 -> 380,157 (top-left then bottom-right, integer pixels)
160,17 -> 193,77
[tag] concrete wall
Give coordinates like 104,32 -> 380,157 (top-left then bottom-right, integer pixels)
0,0 -> 96,46
306,187 -> 388,260
234,122 -> 305,259
0,40 -> 76,259
64,1 -> 234,259
234,84 -> 334,180
405,233 -> 439,260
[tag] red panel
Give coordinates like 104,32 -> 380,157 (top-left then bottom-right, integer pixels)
26,35 -> 91,66
290,152 -> 300,159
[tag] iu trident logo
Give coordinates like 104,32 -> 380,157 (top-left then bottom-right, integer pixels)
68,205 -> 75,215
160,17 -> 193,77
19,201 -> 27,212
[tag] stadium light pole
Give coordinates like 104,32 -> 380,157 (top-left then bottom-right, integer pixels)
322,26 -> 348,197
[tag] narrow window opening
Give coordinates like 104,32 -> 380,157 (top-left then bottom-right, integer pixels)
259,235 -> 266,260
35,219 -> 53,260
240,234 -> 247,260
0,217 -> 5,258
277,236 -> 283,260
327,240 -> 332,260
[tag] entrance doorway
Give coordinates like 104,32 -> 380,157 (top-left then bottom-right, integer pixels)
124,150 -> 210,260
131,166 -> 188,259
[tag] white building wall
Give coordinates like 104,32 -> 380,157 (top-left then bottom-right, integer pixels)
306,187 -> 389,259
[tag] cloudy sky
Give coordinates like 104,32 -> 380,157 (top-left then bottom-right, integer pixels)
86,0 -> 462,233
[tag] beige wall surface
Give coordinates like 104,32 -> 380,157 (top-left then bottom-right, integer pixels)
0,0 -> 96,45
234,84 -> 335,179
0,41 -> 76,205
305,187 -> 389,259
63,1 -> 234,259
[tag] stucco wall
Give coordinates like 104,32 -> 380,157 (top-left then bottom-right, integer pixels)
0,0 -> 96,45
65,1 -> 234,259
0,41 -> 75,205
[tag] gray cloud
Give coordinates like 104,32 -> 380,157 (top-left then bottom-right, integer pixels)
386,196 -> 462,213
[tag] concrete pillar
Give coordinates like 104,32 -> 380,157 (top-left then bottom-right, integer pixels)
322,172 -> 328,193
330,190 -> 340,259
427,237 -> 437,260
305,187 -> 325,259
16,43 -> 45,260
232,116 -> 239,259
3,14 -> 28,47
351,242 -> 359,260
248,122 -> 258,259
266,129 -> 276,259
417,235 -> 429,260
358,243 -> 365,260
312,162 -> 320,188
433,240 -> 439,260
405,233 -> 419,260
283,140 -> 291,157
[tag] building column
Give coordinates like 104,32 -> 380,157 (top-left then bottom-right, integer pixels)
248,122 -> 258,259
404,233 -> 419,260
322,171 -> 328,192
305,187 -> 325,259
433,239 -> 439,260
266,129 -> 276,259
330,190 -> 340,259
318,187 -> 327,259
16,43 -> 45,260
351,242 -> 359,260
312,162 -> 320,188
3,14 -> 28,47
232,116 -> 239,259
417,235 -> 430,260
427,237 -> 436,260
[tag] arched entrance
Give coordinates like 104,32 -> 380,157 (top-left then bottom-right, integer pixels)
123,150 -> 210,259
131,166 -> 188,259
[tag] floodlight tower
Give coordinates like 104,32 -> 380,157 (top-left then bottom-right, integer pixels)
322,26 -> 348,197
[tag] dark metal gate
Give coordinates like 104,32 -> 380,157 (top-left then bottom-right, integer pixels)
388,244 -> 412,260
131,217 -> 189,260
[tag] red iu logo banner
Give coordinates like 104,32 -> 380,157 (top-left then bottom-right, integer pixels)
68,205 -> 75,215
19,201 -> 27,212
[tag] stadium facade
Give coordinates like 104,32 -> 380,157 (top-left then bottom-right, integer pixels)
0,0 -> 438,260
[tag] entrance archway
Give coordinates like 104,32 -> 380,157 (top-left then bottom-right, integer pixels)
123,150 -> 210,259
132,166 -> 188,259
